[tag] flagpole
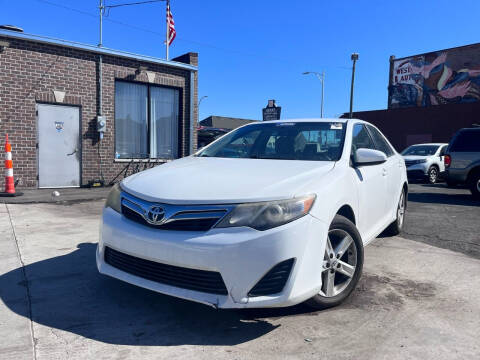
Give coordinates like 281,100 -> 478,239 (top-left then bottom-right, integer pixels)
166,0 -> 169,60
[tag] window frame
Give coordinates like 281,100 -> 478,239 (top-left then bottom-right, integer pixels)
114,79 -> 182,160
365,124 -> 395,157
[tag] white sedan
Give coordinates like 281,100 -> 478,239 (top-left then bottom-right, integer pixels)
402,143 -> 448,184
97,119 -> 408,309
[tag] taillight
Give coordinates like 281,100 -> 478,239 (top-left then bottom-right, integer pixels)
444,154 -> 451,167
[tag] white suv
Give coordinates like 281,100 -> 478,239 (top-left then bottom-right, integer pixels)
402,143 -> 448,184
98,119 -> 408,309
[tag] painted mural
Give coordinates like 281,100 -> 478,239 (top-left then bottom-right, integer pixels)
389,46 -> 480,108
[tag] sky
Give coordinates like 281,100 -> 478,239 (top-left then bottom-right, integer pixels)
1,0 -> 480,121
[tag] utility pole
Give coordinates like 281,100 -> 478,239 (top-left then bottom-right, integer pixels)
349,53 -> 359,119
302,71 -> 325,118
99,0 -> 103,47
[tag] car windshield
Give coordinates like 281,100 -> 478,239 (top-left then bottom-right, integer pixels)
196,122 -> 346,161
401,145 -> 439,156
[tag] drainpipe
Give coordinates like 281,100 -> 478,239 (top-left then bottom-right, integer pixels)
189,71 -> 195,155
97,0 -> 104,182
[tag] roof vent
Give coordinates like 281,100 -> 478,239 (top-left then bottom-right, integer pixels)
0,25 -> 24,33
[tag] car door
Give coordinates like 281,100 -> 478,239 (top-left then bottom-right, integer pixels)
366,125 -> 401,218
351,123 -> 388,240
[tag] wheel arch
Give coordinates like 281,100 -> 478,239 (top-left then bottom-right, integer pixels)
402,182 -> 408,209
335,204 -> 356,225
466,165 -> 480,183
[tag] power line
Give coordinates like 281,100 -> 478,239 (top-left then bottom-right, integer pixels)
105,0 -> 165,9
31,0 -> 348,70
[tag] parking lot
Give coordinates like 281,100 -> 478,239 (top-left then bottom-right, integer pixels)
1,183 -> 479,360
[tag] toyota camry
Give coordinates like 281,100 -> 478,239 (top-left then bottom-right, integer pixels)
97,119 -> 408,309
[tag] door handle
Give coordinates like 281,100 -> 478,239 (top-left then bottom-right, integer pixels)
67,148 -> 78,156
382,168 -> 387,176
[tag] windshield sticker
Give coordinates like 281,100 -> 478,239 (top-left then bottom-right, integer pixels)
276,122 -> 295,126
330,123 -> 343,130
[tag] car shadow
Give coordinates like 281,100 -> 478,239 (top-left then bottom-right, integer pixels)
407,192 -> 478,206
0,243 -> 286,346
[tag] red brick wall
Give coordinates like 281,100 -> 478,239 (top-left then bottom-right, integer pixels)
343,101 -> 480,152
0,36 -> 198,189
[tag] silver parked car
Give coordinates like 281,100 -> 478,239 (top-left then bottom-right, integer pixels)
401,143 -> 448,184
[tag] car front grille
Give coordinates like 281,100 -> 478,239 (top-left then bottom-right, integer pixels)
104,247 -> 228,295
122,206 -> 220,231
248,258 -> 295,297
120,191 -> 233,232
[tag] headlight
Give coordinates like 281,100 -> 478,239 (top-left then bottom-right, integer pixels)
104,183 -> 122,213
216,195 -> 316,231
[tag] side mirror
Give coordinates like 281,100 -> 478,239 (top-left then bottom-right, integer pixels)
354,148 -> 387,166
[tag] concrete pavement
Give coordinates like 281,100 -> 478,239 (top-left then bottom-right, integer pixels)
0,184 -> 479,359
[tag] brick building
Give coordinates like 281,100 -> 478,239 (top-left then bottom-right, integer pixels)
0,28 -> 198,189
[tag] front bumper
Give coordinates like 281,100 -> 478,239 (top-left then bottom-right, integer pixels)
406,163 -> 429,178
97,207 -> 328,308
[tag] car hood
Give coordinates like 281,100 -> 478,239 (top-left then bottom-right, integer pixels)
121,156 -> 335,204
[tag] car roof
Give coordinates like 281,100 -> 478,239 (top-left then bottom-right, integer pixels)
408,143 -> 448,146
261,118 -> 350,124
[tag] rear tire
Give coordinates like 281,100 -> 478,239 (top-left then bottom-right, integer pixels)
427,166 -> 439,184
468,171 -> 480,199
305,215 -> 364,310
385,188 -> 406,236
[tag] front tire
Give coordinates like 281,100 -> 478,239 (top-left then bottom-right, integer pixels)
305,215 -> 364,310
468,171 -> 480,199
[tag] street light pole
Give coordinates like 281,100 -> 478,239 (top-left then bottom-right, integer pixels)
198,96 -> 208,123
320,71 -> 325,118
199,95 -> 208,107
302,71 -> 325,118
349,53 -> 359,119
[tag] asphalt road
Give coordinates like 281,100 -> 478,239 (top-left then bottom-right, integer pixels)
0,184 -> 479,360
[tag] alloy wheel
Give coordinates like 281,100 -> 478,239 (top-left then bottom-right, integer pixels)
477,179 -> 480,193
320,229 -> 357,298
429,168 -> 437,184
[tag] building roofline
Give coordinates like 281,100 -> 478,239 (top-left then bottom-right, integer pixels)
0,29 -> 197,71
391,42 -> 480,62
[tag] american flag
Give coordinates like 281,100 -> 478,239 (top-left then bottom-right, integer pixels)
166,2 -> 176,46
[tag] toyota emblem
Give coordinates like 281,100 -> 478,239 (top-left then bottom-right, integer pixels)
144,205 -> 166,225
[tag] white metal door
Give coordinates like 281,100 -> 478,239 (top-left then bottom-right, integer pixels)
37,104 -> 80,188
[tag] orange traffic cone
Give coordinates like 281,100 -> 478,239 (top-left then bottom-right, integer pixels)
1,134 -> 22,197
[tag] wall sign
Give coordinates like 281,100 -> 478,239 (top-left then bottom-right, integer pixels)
55,121 -> 64,132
